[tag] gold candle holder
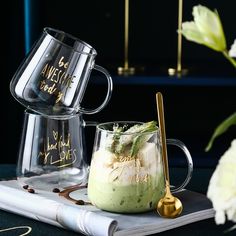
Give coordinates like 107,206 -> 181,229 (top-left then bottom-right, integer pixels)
118,0 -> 135,75
168,0 -> 188,77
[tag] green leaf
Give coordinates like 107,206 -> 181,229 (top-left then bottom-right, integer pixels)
115,121 -> 157,155
224,224 -> 236,233
106,126 -> 124,153
205,112 -> 236,152
129,125 -> 157,157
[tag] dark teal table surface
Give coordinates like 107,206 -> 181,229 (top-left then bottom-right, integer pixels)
0,164 -> 235,236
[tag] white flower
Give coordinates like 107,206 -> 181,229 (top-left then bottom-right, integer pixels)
207,139 -> 236,224
181,4 -> 236,231
181,5 -> 226,52
229,40 -> 236,58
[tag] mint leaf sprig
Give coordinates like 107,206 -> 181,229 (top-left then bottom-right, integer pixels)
108,121 -> 158,158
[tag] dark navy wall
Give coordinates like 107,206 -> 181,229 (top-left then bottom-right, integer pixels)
5,0 -> 236,166
23,0 -> 236,76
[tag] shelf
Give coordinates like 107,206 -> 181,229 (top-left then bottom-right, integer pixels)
92,75 -> 236,87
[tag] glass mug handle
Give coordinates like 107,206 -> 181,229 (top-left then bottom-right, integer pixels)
166,139 -> 193,193
78,65 -> 113,115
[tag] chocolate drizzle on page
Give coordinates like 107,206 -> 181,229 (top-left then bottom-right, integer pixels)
59,184 -> 91,205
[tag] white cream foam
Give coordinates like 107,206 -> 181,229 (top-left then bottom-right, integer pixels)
89,143 -> 162,186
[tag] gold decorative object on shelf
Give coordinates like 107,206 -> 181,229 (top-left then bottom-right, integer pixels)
118,0 -> 135,75
168,0 -> 188,77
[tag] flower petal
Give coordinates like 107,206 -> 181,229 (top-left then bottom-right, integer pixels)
181,5 -> 226,51
215,211 -> 226,224
181,22 -> 205,44
207,139 -> 236,224
229,39 -> 236,58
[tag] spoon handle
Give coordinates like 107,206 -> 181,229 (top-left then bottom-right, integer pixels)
156,92 -> 170,184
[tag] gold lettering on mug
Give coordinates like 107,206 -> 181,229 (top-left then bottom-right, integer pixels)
40,80 -> 57,94
55,91 -> 63,103
50,149 -> 77,165
118,155 -> 134,162
38,130 -> 77,168
39,56 -> 75,103
59,56 -> 69,69
134,174 -> 149,183
53,130 -> 58,140
38,150 -> 50,164
47,137 -> 57,151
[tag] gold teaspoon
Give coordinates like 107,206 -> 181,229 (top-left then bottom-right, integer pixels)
156,92 -> 183,218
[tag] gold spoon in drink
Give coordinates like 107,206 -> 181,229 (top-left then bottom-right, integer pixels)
156,92 -> 183,218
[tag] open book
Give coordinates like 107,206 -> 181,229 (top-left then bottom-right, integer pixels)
0,180 -> 214,236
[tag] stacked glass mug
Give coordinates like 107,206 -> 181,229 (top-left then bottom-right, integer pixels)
10,28 -> 113,191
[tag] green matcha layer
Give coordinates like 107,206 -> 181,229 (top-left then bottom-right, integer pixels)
88,174 -> 165,213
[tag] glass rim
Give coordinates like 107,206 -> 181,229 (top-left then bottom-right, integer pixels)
43,27 -> 97,56
97,121 -> 158,135
24,109 -> 81,120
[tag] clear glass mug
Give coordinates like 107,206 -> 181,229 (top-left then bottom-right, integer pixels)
17,110 -> 89,191
88,121 -> 193,213
10,27 -> 113,117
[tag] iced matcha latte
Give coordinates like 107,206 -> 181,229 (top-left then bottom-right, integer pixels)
88,121 -> 165,213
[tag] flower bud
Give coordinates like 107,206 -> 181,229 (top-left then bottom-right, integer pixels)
181,5 -> 226,52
